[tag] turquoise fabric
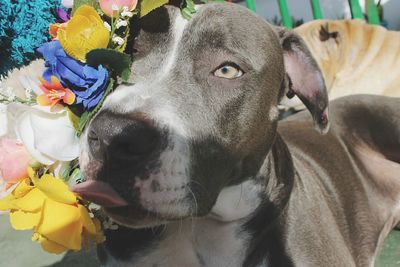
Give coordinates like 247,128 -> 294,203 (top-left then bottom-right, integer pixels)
0,0 -> 61,78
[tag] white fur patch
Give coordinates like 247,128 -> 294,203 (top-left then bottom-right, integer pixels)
103,10 -> 188,113
211,180 -> 262,221
158,13 -> 188,79
269,106 -> 279,121
153,105 -> 188,137
104,218 -> 249,267
135,135 -> 191,217
102,83 -> 150,113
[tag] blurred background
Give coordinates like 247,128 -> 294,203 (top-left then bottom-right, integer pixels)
236,0 -> 400,30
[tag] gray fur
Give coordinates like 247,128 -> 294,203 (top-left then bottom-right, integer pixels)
78,3 -> 400,267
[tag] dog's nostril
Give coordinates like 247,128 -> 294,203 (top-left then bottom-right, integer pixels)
111,126 -> 160,161
88,130 -> 105,160
88,130 -> 100,145
113,143 -> 148,160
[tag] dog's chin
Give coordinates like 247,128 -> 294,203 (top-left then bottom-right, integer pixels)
104,206 -> 187,229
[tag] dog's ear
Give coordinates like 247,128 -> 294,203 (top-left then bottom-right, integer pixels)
278,28 -> 329,134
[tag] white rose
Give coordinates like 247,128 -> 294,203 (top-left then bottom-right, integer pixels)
6,103 -> 80,165
0,104 -> 7,138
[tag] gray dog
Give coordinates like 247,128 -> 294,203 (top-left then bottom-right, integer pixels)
72,3 -> 400,267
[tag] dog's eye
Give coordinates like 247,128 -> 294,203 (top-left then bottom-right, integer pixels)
214,63 -> 244,79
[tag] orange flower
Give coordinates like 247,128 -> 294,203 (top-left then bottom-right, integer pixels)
37,76 -> 76,107
49,23 -> 67,40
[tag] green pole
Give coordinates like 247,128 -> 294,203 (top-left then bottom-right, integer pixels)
310,0 -> 323,19
365,0 -> 380,24
277,0 -> 293,28
348,0 -> 364,19
246,0 -> 256,12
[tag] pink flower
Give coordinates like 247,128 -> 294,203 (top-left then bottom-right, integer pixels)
0,139 -> 31,186
99,0 -> 138,17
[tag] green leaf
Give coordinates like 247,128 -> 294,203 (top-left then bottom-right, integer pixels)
181,0 -> 197,20
60,164 -> 72,181
70,168 -> 86,184
140,0 -> 169,17
181,7 -> 193,20
78,111 -> 91,134
72,0 -> 99,13
86,49 -> 132,82
186,0 -> 196,10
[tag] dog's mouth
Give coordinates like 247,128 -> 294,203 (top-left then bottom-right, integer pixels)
71,179 -> 191,228
102,205 -> 181,229
76,127 -> 201,228
71,180 -> 130,208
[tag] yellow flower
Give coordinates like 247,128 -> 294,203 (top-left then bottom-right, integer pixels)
0,167 -> 103,254
58,5 -> 110,62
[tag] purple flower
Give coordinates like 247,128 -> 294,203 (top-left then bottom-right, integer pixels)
37,41 -> 109,110
56,8 -> 71,22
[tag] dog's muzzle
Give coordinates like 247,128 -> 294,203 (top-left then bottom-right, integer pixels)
72,110 -> 164,207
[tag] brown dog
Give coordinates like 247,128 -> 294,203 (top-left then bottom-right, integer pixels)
281,19 -> 400,109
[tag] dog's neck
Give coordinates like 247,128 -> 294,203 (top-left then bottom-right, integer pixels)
241,134 -> 295,267
101,134 -> 295,267
210,134 -> 293,222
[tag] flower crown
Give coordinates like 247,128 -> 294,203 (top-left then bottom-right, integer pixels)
0,0 -> 204,254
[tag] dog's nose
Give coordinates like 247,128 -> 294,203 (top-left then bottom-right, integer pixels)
88,111 -> 160,163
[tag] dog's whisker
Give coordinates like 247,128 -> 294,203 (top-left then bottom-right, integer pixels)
237,184 -> 244,209
187,186 -> 198,217
189,180 -> 207,194
186,186 -> 198,238
178,216 -> 183,235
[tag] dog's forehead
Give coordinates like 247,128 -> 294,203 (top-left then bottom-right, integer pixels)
105,3 -> 283,113
189,4 -> 281,70
190,4 -> 279,61
188,3 -> 278,45
135,3 -> 280,68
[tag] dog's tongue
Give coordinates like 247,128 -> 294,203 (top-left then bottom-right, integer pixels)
71,180 -> 129,207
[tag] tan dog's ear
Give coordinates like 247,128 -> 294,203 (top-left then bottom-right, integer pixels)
278,28 -> 329,134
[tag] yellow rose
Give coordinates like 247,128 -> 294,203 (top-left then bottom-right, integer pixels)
59,5 -> 110,62
0,167 -> 103,254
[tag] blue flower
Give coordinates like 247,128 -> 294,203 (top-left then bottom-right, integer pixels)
37,41 -> 109,110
